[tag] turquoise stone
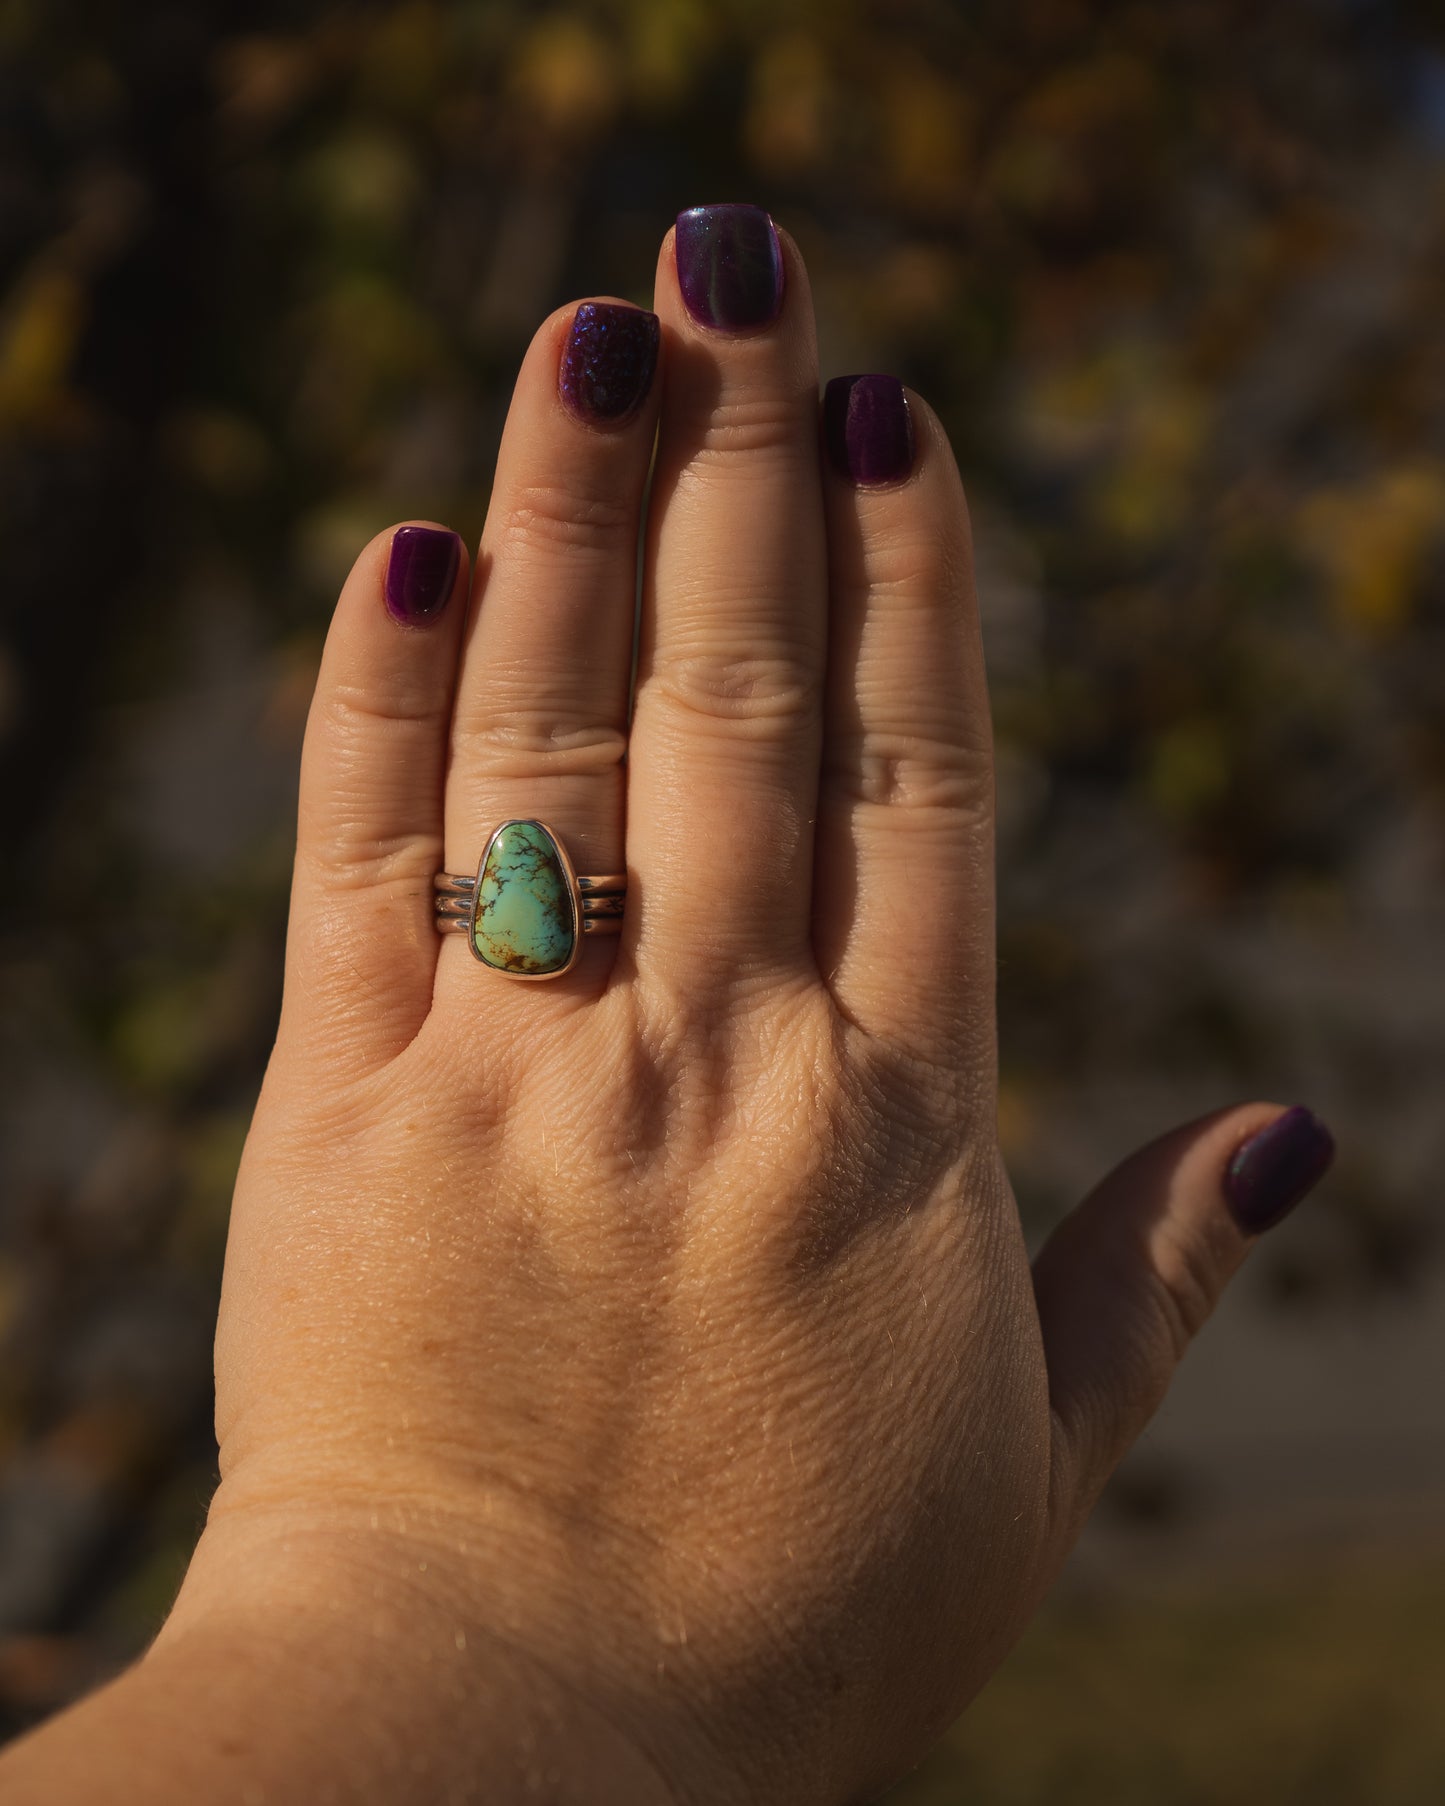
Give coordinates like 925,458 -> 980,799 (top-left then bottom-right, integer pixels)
471,821 -> 576,976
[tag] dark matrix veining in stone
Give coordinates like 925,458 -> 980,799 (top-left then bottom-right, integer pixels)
471,821 -> 576,975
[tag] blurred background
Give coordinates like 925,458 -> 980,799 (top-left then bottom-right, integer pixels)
1,0 -> 1443,1796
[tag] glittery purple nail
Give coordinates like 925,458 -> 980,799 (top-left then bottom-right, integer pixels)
1223,1106 -> 1336,1235
674,204 -> 784,331
383,526 -> 461,626
824,375 -> 916,487
559,303 -> 660,425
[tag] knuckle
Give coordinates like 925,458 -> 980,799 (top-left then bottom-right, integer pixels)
821,731 -> 993,811
1145,1221 -> 1223,1363
454,706 -> 626,778
319,681 -> 444,737
496,482 -> 635,562
649,648 -> 819,731
849,531 -> 973,605
1047,1404 -> 1089,1538
300,832 -> 437,892
680,391 -> 815,465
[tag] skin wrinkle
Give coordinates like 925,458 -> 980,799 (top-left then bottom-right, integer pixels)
451,712 -> 629,766
1141,1207 -> 1230,1362
676,1244 -> 1009,1801
164,1513 -> 688,1806
639,578 -> 822,644
643,769 -> 812,874
646,605 -> 821,656
295,836 -> 441,892
501,480 -> 638,544
454,650 -> 632,707
655,374 -> 819,446
320,676 -> 454,733
847,519 -> 975,596
644,656 -> 821,731
641,595 -> 823,659
277,988 -> 402,1071
300,753 -> 444,822
665,367 -> 819,425
661,428 -> 819,481
819,749 -> 995,813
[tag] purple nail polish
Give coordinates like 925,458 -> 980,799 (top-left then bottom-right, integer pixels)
384,526 -> 461,626
1223,1106 -> 1335,1235
675,204 -> 784,331
559,303 -> 660,424
824,375 -> 916,487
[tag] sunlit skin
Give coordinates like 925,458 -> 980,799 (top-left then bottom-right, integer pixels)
0,216 -> 1328,1805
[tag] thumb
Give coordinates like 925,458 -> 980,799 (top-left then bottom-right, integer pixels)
1032,1102 -> 1335,1544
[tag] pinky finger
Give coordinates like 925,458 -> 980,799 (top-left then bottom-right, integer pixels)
283,522 -> 468,1076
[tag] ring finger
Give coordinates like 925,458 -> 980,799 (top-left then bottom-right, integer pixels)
814,378 -> 995,1073
435,296 -> 660,1008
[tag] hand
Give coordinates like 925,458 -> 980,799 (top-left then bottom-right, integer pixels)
13,209 -> 1332,1806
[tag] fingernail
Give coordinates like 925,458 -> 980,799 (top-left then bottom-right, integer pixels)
1223,1106 -> 1336,1235
384,526 -> 462,626
675,204 -> 784,331
559,302 -> 660,425
824,374 -> 916,486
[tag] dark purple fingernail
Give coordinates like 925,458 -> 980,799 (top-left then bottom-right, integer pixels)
384,526 -> 462,626
824,375 -> 916,487
559,303 -> 660,425
1223,1106 -> 1335,1235
674,204 -> 784,331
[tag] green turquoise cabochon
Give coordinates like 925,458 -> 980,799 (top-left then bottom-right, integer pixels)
471,820 -> 577,976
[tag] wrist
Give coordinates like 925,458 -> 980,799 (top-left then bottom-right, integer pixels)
157,1497 -> 696,1806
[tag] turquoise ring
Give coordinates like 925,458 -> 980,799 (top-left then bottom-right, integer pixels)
433,819 -> 625,980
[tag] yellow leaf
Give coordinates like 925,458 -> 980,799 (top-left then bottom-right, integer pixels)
1298,465 -> 1445,636
745,31 -> 832,175
0,269 -> 84,424
510,16 -> 619,141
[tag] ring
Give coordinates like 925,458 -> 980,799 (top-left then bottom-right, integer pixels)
433,818 -> 625,980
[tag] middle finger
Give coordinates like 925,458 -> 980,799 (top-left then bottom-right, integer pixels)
628,207 -> 827,997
